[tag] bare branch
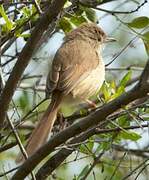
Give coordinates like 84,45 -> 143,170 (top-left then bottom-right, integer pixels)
79,0 -> 147,15
35,123 -> 149,179
81,152 -> 104,180
78,0 -> 120,6
0,142 -> 17,153
12,59 -> 149,179
0,166 -> 20,178
33,0 -> 43,14
0,66 -> 36,179
122,158 -> 149,180
139,60 -> 149,88
93,0 -> 147,14
0,0 -> 66,127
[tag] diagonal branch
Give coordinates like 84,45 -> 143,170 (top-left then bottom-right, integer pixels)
35,123 -> 149,179
0,0 -> 66,128
138,60 -> 149,88
79,0 -> 147,14
12,59 -> 149,179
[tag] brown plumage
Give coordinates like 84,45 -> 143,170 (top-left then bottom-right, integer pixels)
17,23 -> 115,162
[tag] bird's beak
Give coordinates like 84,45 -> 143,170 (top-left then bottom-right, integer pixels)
105,37 -> 117,43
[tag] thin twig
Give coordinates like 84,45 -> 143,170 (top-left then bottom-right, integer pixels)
134,163 -> 149,180
0,68 -> 36,179
105,36 -> 138,67
0,166 -> 20,178
0,142 -> 17,153
0,0 -> 67,127
109,152 -> 127,180
34,0 -> 42,14
122,158 -> 149,180
81,152 -> 104,180
95,124 -> 149,134
93,0 -> 147,14
106,67 -> 143,71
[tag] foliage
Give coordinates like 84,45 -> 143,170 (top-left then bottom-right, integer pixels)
0,1 -> 149,180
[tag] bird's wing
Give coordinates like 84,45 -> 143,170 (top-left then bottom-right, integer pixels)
46,40 -> 100,96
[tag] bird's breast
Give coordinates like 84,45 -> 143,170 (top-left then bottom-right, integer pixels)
61,58 -> 105,116
72,59 -> 105,100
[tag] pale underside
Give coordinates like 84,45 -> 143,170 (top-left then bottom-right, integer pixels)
46,39 -> 105,110
62,58 -> 105,106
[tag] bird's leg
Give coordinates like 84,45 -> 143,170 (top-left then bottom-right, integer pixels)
85,99 -> 97,109
57,112 -> 66,130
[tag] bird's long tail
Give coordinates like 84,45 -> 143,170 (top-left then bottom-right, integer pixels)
16,93 -> 62,162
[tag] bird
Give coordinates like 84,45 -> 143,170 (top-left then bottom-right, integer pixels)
17,22 -> 115,161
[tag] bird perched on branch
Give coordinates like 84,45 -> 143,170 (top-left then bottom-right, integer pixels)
17,23 -> 115,161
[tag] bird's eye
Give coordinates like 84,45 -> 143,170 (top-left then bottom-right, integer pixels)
94,29 -> 101,41
98,36 -> 101,41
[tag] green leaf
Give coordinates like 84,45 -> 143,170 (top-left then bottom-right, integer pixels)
101,82 -> 112,102
22,6 -> 32,17
119,71 -> 132,88
100,141 -> 111,150
143,116 -> 149,121
79,6 -> 97,22
59,17 -> 73,33
18,91 -> 31,114
87,139 -> 94,152
19,33 -> 31,38
1,24 -> 9,35
77,165 -> 90,180
31,4 -> 37,14
79,138 -> 94,155
111,86 -> 125,99
118,130 -> 141,141
111,80 -> 116,91
142,31 -> 149,55
143,31 -> 149,41
118,115 -> 130,127
127,16 -> 149,29
85,8 -> 97,22
70,15 -> 87,26
0,5 -> 14,31
102,72 -> 131,101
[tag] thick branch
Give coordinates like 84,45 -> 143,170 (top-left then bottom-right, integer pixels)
35,123 -> 149,179
0,142 -> 17,153
0,0 -> 66,127
139,60 -> 149,88
12,60 -> 149,179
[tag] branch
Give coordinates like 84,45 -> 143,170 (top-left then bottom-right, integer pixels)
112,144 -> 149,158
93,0 -> 147,14
122,158 -> 149,180
35,126 -> 98,179
0,0 -> 66,128
0,166 -> 20,178
0,12 -> 37,47
79,0 -> 147,15
105,35 -> 139,67
139,60 -> 149,88
33,0 -> 42,14
0,142 -> 17,153
12,59 -> 149,179
0,66 -> 36,179
35,123 -> 149,179
78,0 -> 119,6
81,152 -> 104,180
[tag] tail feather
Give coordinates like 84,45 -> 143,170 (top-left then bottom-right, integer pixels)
16,93 -> 62,163
26,104 -> 58,156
